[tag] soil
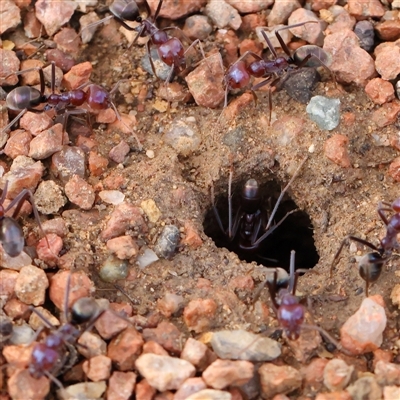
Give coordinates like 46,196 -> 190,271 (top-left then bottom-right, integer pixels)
2,1 -> 400,399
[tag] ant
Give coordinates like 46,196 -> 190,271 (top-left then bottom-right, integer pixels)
0,181 -> 47,258
1,62 -> 142,149
211,157 -> 307,264
266,250 -> 352,355
223,22 -> 333,121
331,199 -> 400,296
82,0 -> 206,84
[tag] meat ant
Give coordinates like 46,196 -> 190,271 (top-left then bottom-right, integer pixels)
82,0 -> 206,83
211,157 -> 307,263
1,62 -> 142,149
224,22 -> 333,121
331,199 -> 400,296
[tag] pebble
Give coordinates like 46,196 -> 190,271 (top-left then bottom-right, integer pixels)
180,338 -> 209,370
98,255 -> 129,282
143,321 -> 184,354
220,93 -> 255,124
35,0 -> 77,36
107,371 -> 137,400
51,146 -> 86,183
18,59 -> 43,86
14,265 -> 48,306
94,305 -> 130,340
306,96 -> 341,130
164,117 -> 202,157
0,269 -> 19,298
135,353 -> 196,391
77,331 -> 107,358
203,359 -> 254,389
62,61 -> 93,91
324,134 -> 352,168
4,297 -> 29,320
65,175 -> 95,210
390,283 -> 400,306
88,151 -> 109,176
8,369 -> 50,400
302,357 -> 329,390
23,11 -> 42,38
375,43 -> 400,81
186,389 -> 232,400
315,393 -> 352,400
205,0 -> 241,30
107,326 -> 144,371
241,13 -> 266,32
140,199 -> 161,223
9,323 -> 35,345
323,30 -> 375,86
20,112 -> 53,136
181,220 -> 203,249
0,0 -> 21,34
324,6 -> 356,35
154,225 -> 181,259
41,218 -> 67,238
142,341 -> 169,356
272,116 -> 305,146
211,330 -> 281,361
281,68 -> 320,104
109,140 -> 130,164
288,9 -> 324,46
45,49 -> 76,73
135,378 -> 157,400
183,15 -> 213,41
36,233 -> 63,267
3,343 -> 33,369
259,363 -> 302,398
29,306 -> 59,330
106,236 -> 139,260
147,0 -> 206,19
4,130 -> 32,159
0,49 -> 20,86
268,0 -> 300,25
101,202 -> 147,241
185,52 -> 225,108
54,27 -> 82,58
174,377 -> 207,400
28,123 -> 64,160
372,100 -> 400,127
347,0 -> 385,19
137,248 -> 159,269
157,82 -> 192,103
375,360 -> 400,386
157,292 -> 184,318
323,359 -> 354,391
346,376 -> 382,400
354,21 -> 375,52
99,190 -> 125,206
141,48 -> 173,82
0,248 -> 32,271
340,295 -> 387,355
58,381 -> 106,400
365,78 -> 395,105
79,11 -> 100,44
34,180 -> 67,214
49,270 -> 94,312
227,0 -> 272,13
82,355 -> 112,382
183,298 -> 217,333
0,314 -> 13,343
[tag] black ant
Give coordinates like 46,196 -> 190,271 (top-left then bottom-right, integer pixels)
331,199 -> 400,296
0,181 -> 47,258
211,157 -> 307,264
223,22 -> 333,121
82,0 -> 206,83
1,62 -> 142,149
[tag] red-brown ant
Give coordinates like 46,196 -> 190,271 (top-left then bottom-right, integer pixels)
224,22 -> 333,120
0,181 -> 46,258
211,158 -> 307,262
331,199 -> 400,296
1,62 -> 142,149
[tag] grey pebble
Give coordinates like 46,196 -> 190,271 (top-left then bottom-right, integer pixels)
154,225 -> 180,259
306,95 -> 340,130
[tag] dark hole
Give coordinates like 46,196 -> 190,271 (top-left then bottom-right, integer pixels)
203,178 -> 319,271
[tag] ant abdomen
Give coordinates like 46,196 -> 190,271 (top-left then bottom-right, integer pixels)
0,218 -> 24,257
358,252 -> 384,283
7,87 -> 43,111
110,0 -> 141,22
70,297 -> 99,325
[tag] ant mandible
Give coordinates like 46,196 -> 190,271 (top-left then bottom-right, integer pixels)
330,199 -> 400,296
211,157 -> 307,262
1,62 -> 142,149
224,21 -> 333,121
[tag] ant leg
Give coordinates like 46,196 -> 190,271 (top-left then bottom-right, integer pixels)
1,109 -> 27,135
29,307 -> 58,330
266,269 -> 280,311
377,202 -> 391,226
153,0 -> 163,21
260,31 -> 278,59
227,166 -> 233,238
146,41 -> 158,78
43,370 -> 64,390
211,182 -> 226,235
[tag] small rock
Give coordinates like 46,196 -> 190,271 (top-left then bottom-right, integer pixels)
142,321 -> 184,354
211,330 -> 281,361
19,59 -> 44,86
157,82 -> 192,103
323,29 -> 375,86
4,130 -> 32,159
375,360 -> 400,386
241,13 -> 267,32
4,297 -> 29,319
174,377 -> 207,400
101,202 -> 147,241
29,306 -> 59,331
135,353 -> 196,391
281,67 -> 320,104
181,220 -> 203,249
268,0 -> 301,26
346,376 -> 382,400
323,359 -> 354,391
58,381 -> 106,400
183,15 -> 213,41
347,0 -> 385,19
62,61 -> 92,90
0,0 -> 21,34
10,323 -> 35,345
82,355 -> 112,382
36,233 -> 63,267
220,93 -> 255,123
142,341 -> 169,356
372,101 -> 400,127
109,140 -> 130,163
272,116 -> 305,146
99,255 -> 129,282
324,6 -> 356,36
45,49 -> 76,73
35,0 -> 77,36
106,236 -> 139,260
14,265 -> 48,306
183,298 -> 217,333
28,123 -> 64,160
375,20 -> 400,41
49,270 -> 94,312
365,78 -> 395,105
185,52 -> 225,108
107,371 -> 137,400
157,292 -> 184,318
0,269 -> 19,298
99,190 -> 125,205
205,0 -> 241,30
0,49 -> 21,86
186,389 -> 232,400
51,146 -> 86,183
154,225 -> 180,259
302,357 -> 329,390
3,342 -> 33,369
65,175 -> 95,210
77,331 -> 107,358
20,112 -> 53,137
8,369 -> 50,400
80,11 -> 100,44
288,9 -> 324,45
41,218 -> 67,238
354,21 -> 375,52
141,47 -> 173,81
0,247 -> 32,271
375,43 -> 400,81
147,0 -> 206,19
259,363 -> 302,398
203,359 -> 254,389
226,0 -> 272,13
324,134 -> 352,168
315,392 -> 352,400
34,180 -> 67,214
54,27 -> 81,58
340,296 -> 387,355
88,151 -> 109,176
180,338 -> 209,370
140,199 -> 161,223
94,304 -> 130,340
383,386 -> 400,400
306,96 -> 341,130
164,117 -> 202,157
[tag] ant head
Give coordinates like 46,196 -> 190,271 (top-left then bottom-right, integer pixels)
110,0 -> 141,22
358,252 -> 384,284
277,300 -> 305,340
70,297 -> 100,325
